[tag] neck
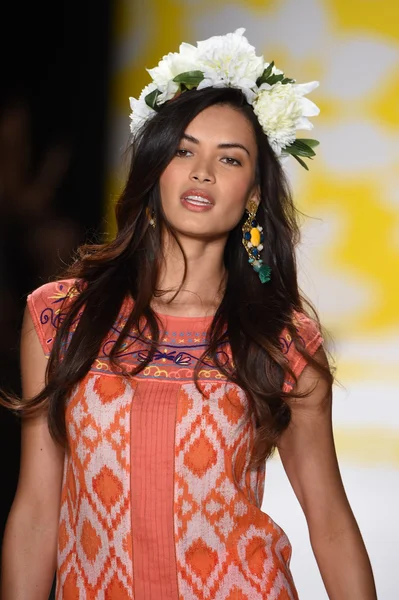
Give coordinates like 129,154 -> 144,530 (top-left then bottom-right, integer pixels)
151,233 -> 227,317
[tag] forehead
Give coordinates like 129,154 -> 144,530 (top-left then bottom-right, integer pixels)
185,104 -> 256,147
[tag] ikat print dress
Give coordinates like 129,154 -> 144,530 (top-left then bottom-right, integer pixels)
27,279 -> 323,600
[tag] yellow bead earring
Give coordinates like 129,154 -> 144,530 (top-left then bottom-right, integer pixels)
242,200 -> 271,283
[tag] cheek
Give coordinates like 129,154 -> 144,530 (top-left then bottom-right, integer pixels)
222,173 -> 253,208
159,161 -> 184,197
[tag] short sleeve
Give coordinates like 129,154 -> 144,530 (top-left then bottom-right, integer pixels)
27,278 -> 79,357
281,312 -> 324,392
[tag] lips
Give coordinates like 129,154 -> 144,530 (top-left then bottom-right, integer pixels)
180,189 -> 215,205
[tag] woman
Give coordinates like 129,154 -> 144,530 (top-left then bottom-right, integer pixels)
1,30 -> 376,599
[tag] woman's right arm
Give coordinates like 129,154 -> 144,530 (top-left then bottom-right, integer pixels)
1,307 -> 64,600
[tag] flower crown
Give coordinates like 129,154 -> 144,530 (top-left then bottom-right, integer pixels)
129,28 -> 320,170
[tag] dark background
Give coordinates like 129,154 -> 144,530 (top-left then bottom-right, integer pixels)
0,1 -> 115,592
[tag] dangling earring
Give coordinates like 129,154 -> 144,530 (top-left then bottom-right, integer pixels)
242,199 -> 271,283
146,207 -> 156,229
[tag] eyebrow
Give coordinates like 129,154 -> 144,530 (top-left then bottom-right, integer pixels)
181,133 -> 251,157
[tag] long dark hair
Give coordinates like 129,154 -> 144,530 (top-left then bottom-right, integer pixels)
3,87 -> 332,465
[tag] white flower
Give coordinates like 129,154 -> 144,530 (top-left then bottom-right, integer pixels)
253,80 -> 320,155
195,28 -> 264,103
129,82 -> 158,134
147,42 -> 198,103
127,29 -> 320,169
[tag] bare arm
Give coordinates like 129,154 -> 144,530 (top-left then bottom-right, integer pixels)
1,307 -> 64,599
278,348 -> 377,600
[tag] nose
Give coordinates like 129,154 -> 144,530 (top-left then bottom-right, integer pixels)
190,159 -> 215,184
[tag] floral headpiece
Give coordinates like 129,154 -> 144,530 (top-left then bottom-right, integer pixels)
129,28 -> 320,170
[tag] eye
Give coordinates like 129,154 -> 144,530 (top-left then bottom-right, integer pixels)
222,157 -> 242,166
176,148 -> 192,157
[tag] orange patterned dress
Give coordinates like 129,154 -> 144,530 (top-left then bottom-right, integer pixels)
28,279 -> 322,600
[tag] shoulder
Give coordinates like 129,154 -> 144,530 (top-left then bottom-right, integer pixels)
27,278 -> 82,328
281,311 -> 324,390
28,278 -> 81,308
281,311 -> 323,358
26,278 -> 82,357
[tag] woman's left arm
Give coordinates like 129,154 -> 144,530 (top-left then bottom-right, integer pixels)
278,347 -> 377,600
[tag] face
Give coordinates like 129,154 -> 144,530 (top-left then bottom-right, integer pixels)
159,104 -> 259,241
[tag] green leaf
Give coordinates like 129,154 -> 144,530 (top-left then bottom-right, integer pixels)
284,146 -> 314,158
145,89 -> 161,110
172,70 -> 204,86
284,139 -> 316,158
262,61 -> 275,80
295,140 -> 317,156
265,73 -> 284,86
256,61 -> 275,86
292,155 -> 309,170
281,77 -> 295,84
296,138 -> 319,148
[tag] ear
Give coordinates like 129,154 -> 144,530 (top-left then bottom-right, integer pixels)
246,186 -> 261,212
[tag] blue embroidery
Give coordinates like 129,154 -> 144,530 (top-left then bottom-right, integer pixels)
39,287 -> 305,381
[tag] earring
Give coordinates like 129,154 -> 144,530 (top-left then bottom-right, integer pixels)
146,207 -> 156,229
242,200 -> 271,283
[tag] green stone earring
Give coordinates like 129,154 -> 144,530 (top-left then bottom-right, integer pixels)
242,200 -> 271,284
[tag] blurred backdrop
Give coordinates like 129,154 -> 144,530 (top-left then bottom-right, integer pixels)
1,1 -> 398,598
0,3 -> 114,595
